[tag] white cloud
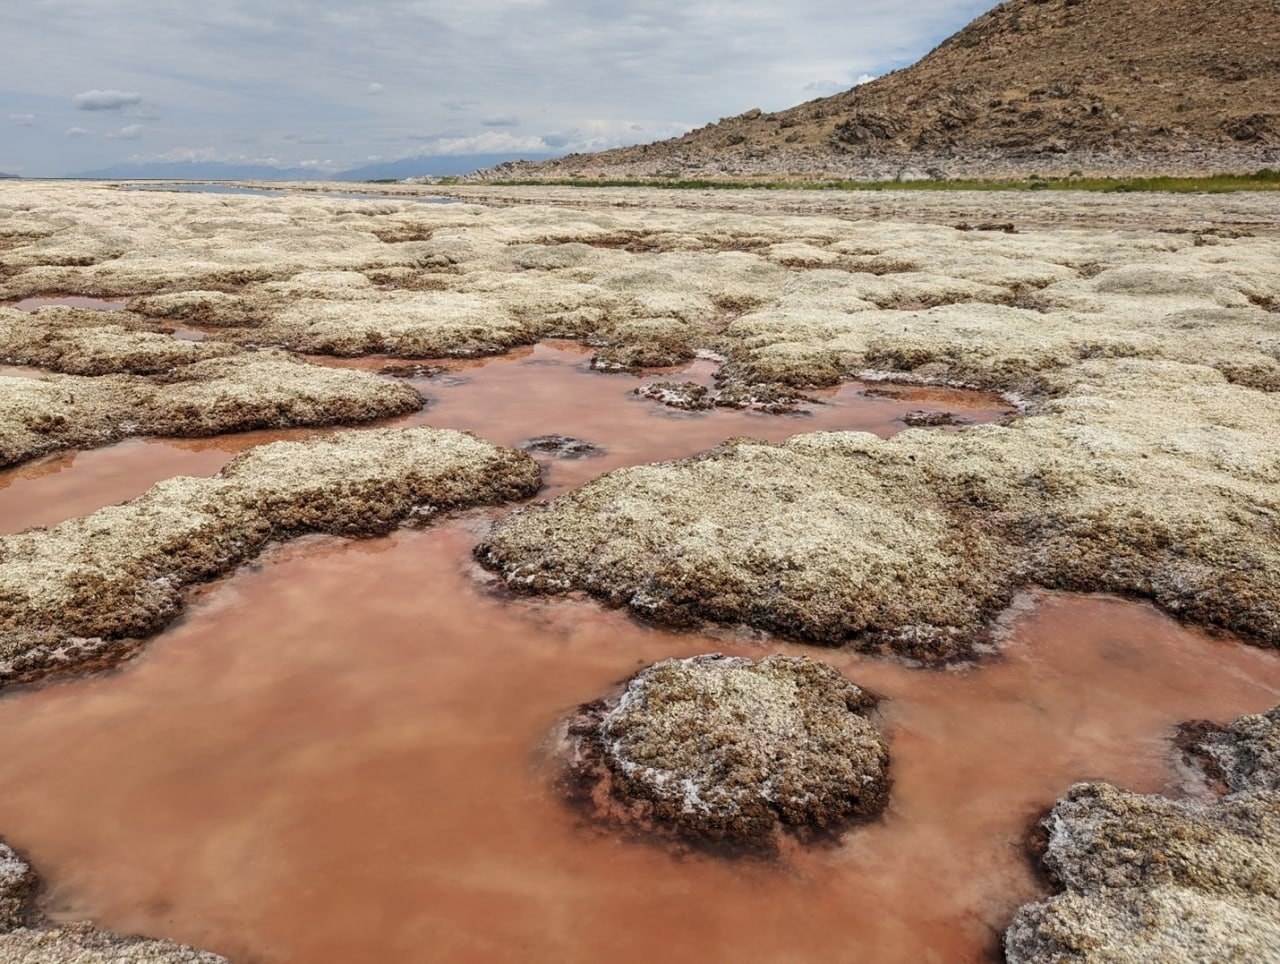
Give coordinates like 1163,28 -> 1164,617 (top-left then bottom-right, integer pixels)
366,83 -> 384,95
481,115 -> 520,128
105,124 -> 145,140
803,72 -> 879,96
136,147 -> 319,169
65,126 -> 90,137
74,89 -> 143,111
8,113 -> 36,126
151,147 -> 219,163
412,130 -> 552,156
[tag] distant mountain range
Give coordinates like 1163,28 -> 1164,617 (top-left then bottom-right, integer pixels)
70,152 -> 561,182
486,0 -> 1280,181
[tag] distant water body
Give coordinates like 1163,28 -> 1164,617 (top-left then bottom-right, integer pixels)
126,183 -> 457,203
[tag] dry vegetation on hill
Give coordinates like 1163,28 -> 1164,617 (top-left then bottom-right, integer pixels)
484,0 -> 1280,181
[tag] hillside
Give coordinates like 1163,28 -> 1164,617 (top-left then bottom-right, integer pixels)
481,0 -> 1280,181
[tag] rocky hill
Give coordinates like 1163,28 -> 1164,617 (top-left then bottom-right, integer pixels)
481,0 -> 1280,181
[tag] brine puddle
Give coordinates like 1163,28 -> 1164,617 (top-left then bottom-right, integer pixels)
0,529 -> 1276,963
0,341 -> 1011,531
0,342 -> 1276,963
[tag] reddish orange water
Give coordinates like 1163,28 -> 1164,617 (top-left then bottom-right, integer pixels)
1,340 -> 1274,963
0,527 -> 1275,963
0,343 -> 1010,533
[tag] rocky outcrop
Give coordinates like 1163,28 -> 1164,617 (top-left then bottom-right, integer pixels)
477,0 -> 1280,181
558,655 -> 888,850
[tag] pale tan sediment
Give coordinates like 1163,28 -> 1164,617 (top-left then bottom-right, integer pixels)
5,180 -> 1280,658
480,359 -> 1280,660
0,306 -> 239,375
0,428 -> 541,688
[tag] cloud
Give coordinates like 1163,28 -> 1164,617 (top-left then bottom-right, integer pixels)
74,89 -> 143,111
480,115 -> 520,128
803,73 -> 879,96
105,124 -> 145,140
138,147 -> 330,170
65,126 -> 89,137
282,132 -> 341,144
6,0 -> 990,175
151,147 -> 219,163
8,113 -> 36,126
410,130 -> 552,156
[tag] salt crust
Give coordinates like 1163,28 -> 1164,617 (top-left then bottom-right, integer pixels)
0,428 -> 540,688
1005,709 -> 1280,962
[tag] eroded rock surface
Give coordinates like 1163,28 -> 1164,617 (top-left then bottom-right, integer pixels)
560,655 -> 889,850
1006,702 -> 1280,964
0,841 -> 226,963
0,428 -> 540,688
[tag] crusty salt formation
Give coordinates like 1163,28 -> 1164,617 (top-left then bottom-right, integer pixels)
0,428 -> 541,689
1005,706 -> 1280,962
0,305 -> 238,375
0,352 -> 424,469
1182,707 -> 1280,794
480,360 -> 1280,662
0,840 -> 226,963
5,182 -> 1280,658
562,655 -> 889,849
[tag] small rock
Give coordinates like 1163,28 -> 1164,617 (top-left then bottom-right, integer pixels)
519,435 -> 604,459
635,381 -> 713,410
377,362 -> 446,379
901,410 -> 968,427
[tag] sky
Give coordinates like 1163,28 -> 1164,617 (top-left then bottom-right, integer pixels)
0,0 -> 992,176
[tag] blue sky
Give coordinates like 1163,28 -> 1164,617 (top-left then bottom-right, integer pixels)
0,0 -> 992,176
